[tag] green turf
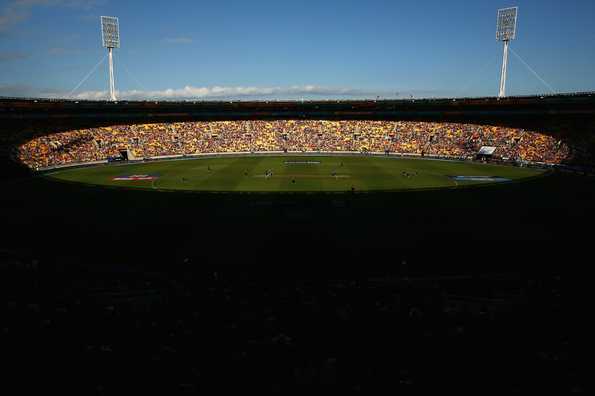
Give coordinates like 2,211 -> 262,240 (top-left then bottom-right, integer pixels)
47,156 -> 544,192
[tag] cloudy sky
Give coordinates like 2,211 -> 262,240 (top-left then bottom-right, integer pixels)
1,0 -> 594,100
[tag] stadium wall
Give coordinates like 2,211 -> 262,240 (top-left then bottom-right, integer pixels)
2,92 -> 595,121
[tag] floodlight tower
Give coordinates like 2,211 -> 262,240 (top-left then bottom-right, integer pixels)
496,7 -> 518,98
101,16 -> 120,101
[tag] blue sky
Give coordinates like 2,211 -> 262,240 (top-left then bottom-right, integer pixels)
1,0 -> 594,100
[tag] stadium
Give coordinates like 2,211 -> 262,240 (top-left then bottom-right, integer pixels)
2,92 -> 594,392
1,3 -> 594,394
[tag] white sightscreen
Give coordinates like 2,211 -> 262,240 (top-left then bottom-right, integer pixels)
101,16 -> 120,48
496,7 -> 518,41
478,146 -> 497,155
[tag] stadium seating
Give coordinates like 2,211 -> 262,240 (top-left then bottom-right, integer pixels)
16,120 -> 570,169
0,251 -> 583,393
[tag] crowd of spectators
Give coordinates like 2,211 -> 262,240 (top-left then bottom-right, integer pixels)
17,120 -> 570,169
1,251 -> 583,393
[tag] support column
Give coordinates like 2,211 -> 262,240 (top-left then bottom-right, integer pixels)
498,40 -> 509,98
108,47 -> 117,101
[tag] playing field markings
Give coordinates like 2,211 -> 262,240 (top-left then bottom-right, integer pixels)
152,159 -> 220,190
278,157 -> 326,191
48,156 -> 544,192
415,161 -> 466,188
219,157 -> 265,191
136,160 -> 189,189
329,159 -> 354,190
312,159 -> 331,191
191,157 -> 245,191
253,174 -> 350,179
231,157 -> 270,191
378,157 -> 449,189
234,157 -> 277,191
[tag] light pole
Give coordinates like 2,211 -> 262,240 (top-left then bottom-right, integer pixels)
101,16 -> 120,101
496,7 -> 518,98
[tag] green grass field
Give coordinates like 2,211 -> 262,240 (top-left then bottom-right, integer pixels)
47,156 -> 543,192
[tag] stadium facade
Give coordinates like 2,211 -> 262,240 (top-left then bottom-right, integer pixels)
2,92 -> 595,123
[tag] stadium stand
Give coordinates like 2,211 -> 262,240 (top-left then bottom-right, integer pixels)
16,120 -> 570,169
0,250 -> 587,393
3,94 -> 595,172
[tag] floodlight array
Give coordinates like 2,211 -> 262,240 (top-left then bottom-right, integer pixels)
496,7 -> 518,41
101,16 -> 120,48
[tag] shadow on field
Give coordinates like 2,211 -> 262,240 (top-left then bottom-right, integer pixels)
1,169 -> 593,393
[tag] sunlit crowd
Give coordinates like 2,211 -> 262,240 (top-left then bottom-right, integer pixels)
18,120 -> 570,169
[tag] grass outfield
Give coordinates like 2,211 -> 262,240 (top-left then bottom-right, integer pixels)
47,156 -> 544,192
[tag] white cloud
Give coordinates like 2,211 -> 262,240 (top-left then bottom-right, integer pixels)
65,85 -> 385,100
1,84 -> 460,101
